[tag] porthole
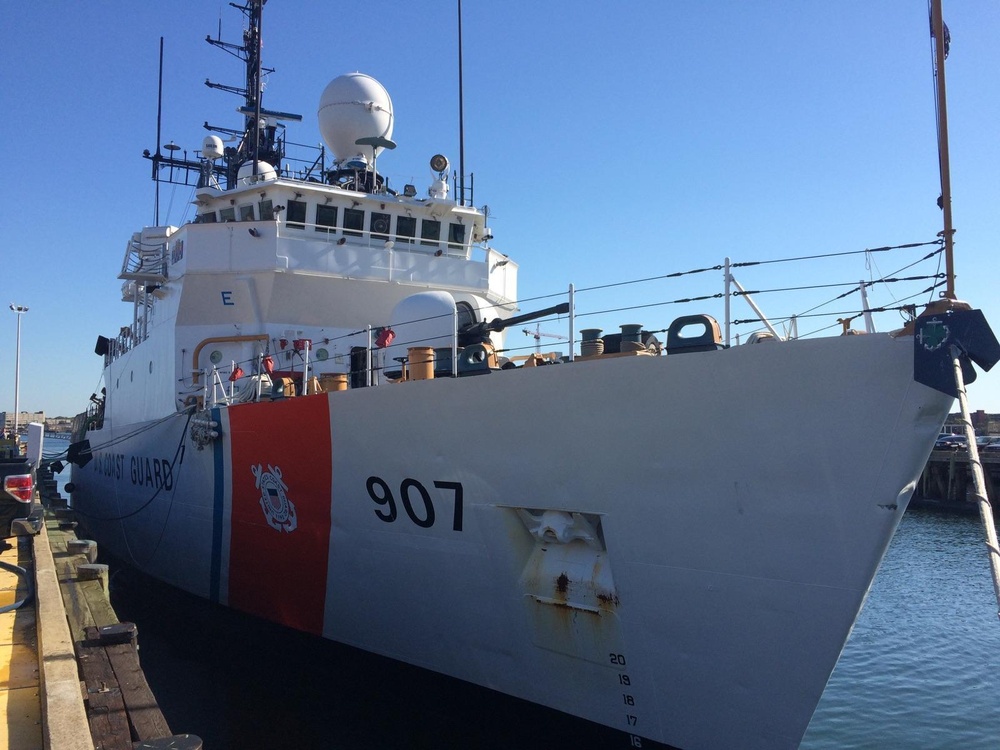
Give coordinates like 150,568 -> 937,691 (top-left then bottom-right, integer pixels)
210,350 -> 223,364
316,348 -> 329,361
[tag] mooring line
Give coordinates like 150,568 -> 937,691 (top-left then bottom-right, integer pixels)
951,344 -> 1000,619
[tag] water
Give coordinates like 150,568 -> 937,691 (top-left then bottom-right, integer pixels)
41,434 -> 71,461
107,574 -> 630,749
46,435 -> 1000,749
801,510 -> 1000,749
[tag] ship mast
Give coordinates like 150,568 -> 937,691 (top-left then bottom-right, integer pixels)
249,0 -> 264,176
930,0 -> 956,301
204,0 -> 300,188
145,0 -> 304,199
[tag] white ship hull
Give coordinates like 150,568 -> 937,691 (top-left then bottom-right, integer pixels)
72,331 -> 951,749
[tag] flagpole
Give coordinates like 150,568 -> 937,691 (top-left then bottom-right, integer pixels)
930,0 -> 956,300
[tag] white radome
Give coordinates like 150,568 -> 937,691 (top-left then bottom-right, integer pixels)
317,72 -> 395,165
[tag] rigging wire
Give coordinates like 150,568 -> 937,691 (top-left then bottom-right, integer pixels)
112,235 -> 946,398
169,245 -> 945,389
82,407 -> 194,454
731,240 -> 940,269
759,280 -> 948,338
72,410 -> 194,526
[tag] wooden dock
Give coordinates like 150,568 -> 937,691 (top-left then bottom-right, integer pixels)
913,448 -> 1000,513
0,465 -> 201,749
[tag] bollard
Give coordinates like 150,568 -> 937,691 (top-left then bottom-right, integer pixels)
77,563 -> 110,591
68,539 -> 99,563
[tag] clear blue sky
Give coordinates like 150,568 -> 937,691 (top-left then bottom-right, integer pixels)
2,1 -> 998,419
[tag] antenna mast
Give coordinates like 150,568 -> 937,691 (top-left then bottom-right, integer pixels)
204,0 -> 300,188
154,37 -> 164,226
250,0 -> 263,175
457,0 -> 466,207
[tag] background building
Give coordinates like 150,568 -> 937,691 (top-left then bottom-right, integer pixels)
0,410 -> 45,434
943,410 -> 999,435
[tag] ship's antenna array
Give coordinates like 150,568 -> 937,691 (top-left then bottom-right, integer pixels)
144,0 -> 302,199
204,0 -> 301,187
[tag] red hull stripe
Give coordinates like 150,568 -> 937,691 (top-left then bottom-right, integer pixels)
227,396 -> 332,634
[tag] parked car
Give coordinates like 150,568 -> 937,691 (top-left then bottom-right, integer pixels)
977,436 -> 1000,451
934,434 -> 968,449
0,437 -> 35,538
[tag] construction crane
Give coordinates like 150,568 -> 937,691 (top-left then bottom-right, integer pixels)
523,324 -> 568,354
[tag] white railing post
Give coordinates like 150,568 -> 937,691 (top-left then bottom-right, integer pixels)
302,340 -> 311,395
453,307 -> 459,377
366,325 -> 373,387
724,257 -> 732,347
859,280 -> 876,333
568,283 -> 576,362
257,353 -> 264,401
210,366 -> 220,407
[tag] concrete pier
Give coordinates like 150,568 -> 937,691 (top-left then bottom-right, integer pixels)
0,533 -> 43,749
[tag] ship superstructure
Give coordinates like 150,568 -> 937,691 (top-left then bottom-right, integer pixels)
107,11 -> 517,426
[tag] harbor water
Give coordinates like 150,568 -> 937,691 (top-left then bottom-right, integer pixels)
45,440 -> 1000,748
801,508 -> 1000,749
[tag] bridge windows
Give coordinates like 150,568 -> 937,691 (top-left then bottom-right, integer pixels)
286,200 -> 307,229
448,222 -> 465,250
198,192 -> 474,253
344,208 -> 364,237
396,215 -> 416,244
315,204 -> 337,233
371,212 -> 391,240
421,219 -> 441,247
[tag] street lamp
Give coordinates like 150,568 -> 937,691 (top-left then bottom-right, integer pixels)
8,304 -> 27,435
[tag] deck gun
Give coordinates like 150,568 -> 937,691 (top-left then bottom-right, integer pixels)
458,302 -> 570,347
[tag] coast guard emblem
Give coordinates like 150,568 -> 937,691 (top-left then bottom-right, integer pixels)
251,464 -> 298,532
917,317 -> 950,352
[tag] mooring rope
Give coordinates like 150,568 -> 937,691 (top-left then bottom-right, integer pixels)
950,344 -> 1000,620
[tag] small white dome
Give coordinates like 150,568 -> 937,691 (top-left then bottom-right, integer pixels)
237,160 -> 277,184
202,136 -> 225,160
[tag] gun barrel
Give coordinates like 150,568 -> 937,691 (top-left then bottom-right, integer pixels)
486,302 -> 570,332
